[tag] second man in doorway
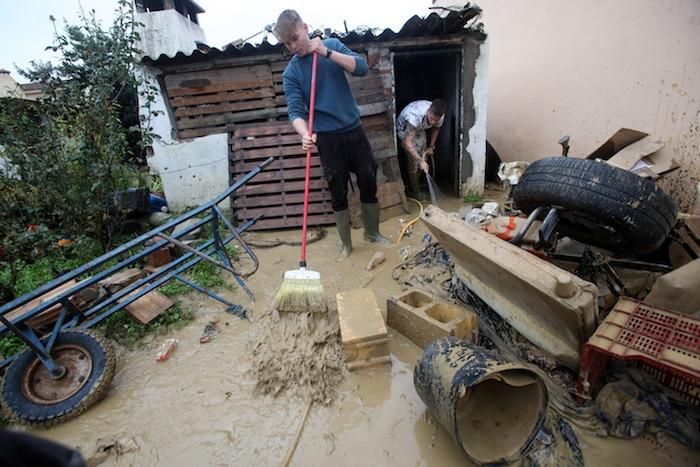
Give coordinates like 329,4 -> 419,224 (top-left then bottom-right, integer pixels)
396,99 -> 446,198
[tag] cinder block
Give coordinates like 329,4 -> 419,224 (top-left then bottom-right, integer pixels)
387,289 -> 478,349
337,288 -> 391,371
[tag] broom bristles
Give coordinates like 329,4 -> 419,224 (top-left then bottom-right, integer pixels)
274,276 -> 328,313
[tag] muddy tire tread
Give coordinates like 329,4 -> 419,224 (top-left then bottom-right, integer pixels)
512,157 -> 678,253
0,329 -> 116,427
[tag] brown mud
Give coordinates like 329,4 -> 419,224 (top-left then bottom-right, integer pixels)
11,194 -> 699,466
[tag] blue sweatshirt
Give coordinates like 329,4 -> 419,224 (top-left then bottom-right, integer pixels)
283,38 -> 368,133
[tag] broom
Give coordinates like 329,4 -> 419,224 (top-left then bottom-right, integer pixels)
273,51 -> 327,313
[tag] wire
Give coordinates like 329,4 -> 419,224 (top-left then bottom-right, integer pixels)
396,197 -> 424,245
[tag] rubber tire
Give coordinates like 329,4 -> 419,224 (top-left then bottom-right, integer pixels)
512,157 -> 678,254
0,329 -> 116,427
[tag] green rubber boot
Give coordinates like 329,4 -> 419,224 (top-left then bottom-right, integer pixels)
333,209 -> 353,257
361,203 -> 390,244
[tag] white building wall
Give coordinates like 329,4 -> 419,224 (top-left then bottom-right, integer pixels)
137,11 -> 231,212
434,0 -> 700,209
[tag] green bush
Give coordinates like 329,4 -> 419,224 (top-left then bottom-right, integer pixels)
0,0 -> 160,252
0,335 -> 26,360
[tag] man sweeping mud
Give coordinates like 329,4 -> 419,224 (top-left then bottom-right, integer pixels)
274,9 -> 389,258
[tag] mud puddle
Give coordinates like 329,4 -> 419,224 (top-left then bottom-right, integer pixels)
14,195 -> 699,466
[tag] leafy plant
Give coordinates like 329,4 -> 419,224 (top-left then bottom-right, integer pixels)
0,0 -> 161,252
463,192 -> 483,204
0,335 -> 26,360
149,174 -> 164,193
160,280 -> 191,297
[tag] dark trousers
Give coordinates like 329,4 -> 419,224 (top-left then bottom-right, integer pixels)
316,125 -> 378,212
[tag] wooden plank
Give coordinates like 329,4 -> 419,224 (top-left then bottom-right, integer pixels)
232,156 -> 321,173
232,190 -> 330,207
356,92 -> 389,106
236,202 -> 333,218
124,289 -> 174,325
348,74 -> 384,92
270,60 -> 289,72
352,86 -> 388,98
177,108 -> 280,129
236,144 -> 309,159
157,52 -> 286,74
165,64 -> 271,90
175,97 -> 276,117
179,125 -> 234,139
168,77 -> 273,97
232,150 -> 318,166
171,88 -> 276,108
4,280 -> 79,330
233,133 -> 300,149
238,166 -> 324,182
98,269 -> 146,294
247,213 -> 335,230
236,179 -> 327,196
358,102 -> 389,117
233,121 -> 294,138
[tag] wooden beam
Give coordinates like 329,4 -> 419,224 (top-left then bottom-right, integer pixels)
167,78 -> 272,97
177,107 -> 280,129
231,190 -> 329,207
170,88 -> 276,107
174,97 -> 276,117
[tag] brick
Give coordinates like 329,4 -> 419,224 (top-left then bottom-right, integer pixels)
387,289 -> 478,349
336,288 -> 391,371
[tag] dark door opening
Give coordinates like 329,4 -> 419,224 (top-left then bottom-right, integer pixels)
393,49 -> 462,196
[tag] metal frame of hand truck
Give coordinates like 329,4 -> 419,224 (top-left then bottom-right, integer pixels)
0,157 -> 274,376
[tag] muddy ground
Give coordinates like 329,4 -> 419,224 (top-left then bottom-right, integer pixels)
16,192 -> 700,466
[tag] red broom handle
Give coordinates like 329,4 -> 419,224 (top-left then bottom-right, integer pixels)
300,52 -> 318,267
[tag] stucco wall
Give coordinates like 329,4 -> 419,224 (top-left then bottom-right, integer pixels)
435,0 -> 700,209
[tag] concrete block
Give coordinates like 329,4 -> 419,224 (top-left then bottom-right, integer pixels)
387,289 -> 478,349
337,288 -> 391,371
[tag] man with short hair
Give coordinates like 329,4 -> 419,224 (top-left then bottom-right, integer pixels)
396,99 -> 446,197
274,9 -> 389,258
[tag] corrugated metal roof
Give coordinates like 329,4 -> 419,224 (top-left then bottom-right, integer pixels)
143,4 -> 484,66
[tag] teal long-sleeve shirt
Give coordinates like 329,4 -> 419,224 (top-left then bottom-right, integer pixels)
283,38 -> 368,133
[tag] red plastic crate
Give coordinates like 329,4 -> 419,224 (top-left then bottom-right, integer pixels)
577,297 -> 700,405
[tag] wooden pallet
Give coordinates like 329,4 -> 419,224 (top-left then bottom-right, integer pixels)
164,64 -> 280,138
230,121 -> 335,230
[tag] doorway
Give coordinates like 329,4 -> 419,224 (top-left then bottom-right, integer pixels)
393,49 -> 462,195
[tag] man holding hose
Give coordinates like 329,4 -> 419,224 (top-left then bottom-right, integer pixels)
396,99 -> 446,199
274,9 -> 389,258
